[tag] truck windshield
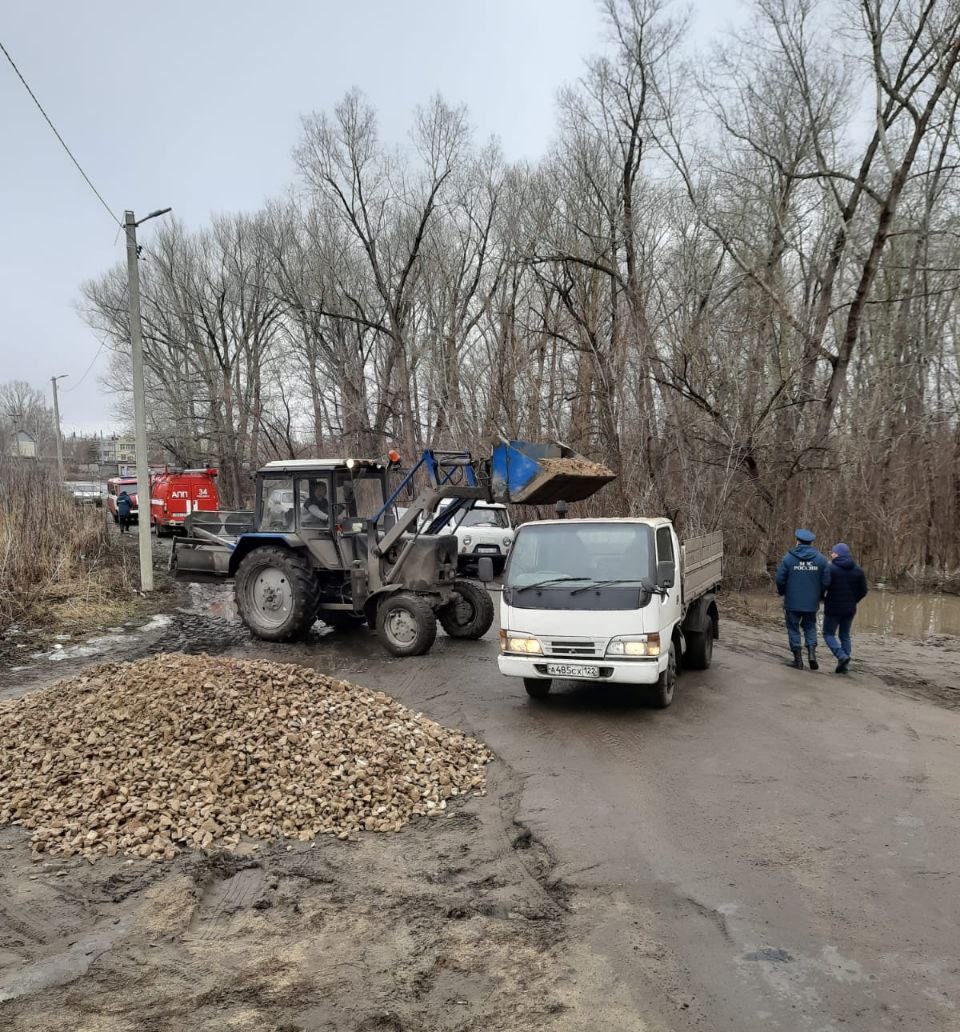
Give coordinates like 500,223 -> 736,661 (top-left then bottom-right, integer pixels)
504,523 -> 655,610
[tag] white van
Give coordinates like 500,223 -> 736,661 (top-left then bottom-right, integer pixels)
443,501 -> 514,574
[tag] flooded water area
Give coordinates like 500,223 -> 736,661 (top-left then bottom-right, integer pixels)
742,588 -> 960,640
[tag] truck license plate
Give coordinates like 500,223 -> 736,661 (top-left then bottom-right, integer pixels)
476,545 -> 499,553
546,663 -> 600,679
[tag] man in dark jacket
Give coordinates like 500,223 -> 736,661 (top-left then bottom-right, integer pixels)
117,490 -> 132,534
822,543 -> 868,674
775,528 -> 831,670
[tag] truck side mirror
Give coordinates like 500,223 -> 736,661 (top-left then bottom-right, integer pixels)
477,557 -> 495,583
656,560 -> 676,589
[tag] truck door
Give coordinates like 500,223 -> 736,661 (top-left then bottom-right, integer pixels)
655,525 -> 682,634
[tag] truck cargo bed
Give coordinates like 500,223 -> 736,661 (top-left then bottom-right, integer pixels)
681,531 -> 723,603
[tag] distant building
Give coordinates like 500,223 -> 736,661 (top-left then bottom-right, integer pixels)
98,436 -> 137,466
9,430 -> 38,459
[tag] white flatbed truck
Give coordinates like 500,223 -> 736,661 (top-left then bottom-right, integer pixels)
495,519 -> 722,706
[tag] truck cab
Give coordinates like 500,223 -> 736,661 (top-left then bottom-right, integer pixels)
497,519 -> 720,706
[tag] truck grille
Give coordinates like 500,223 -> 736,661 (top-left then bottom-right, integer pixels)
547,640 -> 600,657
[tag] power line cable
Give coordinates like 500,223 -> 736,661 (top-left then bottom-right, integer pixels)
0,37 -> 121,227
61,340 -> 108,393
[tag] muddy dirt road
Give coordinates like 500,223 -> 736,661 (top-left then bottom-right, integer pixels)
2,586 -> 959,1031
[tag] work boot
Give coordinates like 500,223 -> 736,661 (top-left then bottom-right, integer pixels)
790,648 -> 803,670
835,657 -> 850,675
807,647 -> 819,671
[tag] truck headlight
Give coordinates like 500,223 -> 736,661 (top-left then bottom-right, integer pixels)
499,630 -> 543,655
462,535 -> 472,545
503,537 -> 512,548
605,633 -> 660,658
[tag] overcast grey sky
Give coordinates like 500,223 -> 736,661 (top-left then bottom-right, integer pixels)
1,0 -> 740,435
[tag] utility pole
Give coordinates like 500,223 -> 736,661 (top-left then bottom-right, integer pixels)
50,374 -> 68,480
124,207 -> 171,593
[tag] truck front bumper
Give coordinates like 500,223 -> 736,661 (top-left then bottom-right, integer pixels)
498,653 -> 664,684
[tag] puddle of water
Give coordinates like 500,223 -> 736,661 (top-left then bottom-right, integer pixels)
743,590 -> 960,639
23,614 -> 176,666
140,614 -> 173,632
185,582 -> 237,621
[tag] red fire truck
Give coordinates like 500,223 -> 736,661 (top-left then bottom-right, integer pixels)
106,476 -> 139,522
150,467 -> 220,535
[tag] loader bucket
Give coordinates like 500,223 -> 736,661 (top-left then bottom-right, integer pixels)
489,441 -> 616,505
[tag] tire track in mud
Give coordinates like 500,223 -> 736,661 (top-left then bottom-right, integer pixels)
187,865 -> 267,942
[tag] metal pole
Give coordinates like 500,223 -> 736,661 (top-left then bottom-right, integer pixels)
50,375 -> 65,480
124,210 -> 154,592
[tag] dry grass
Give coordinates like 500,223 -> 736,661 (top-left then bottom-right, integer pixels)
0,460 -> 136,632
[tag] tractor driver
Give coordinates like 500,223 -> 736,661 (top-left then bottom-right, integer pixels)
302,480 -> 329,526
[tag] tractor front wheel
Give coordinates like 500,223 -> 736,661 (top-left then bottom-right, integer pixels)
376,593 -> 437,657
235,547 -> 320,642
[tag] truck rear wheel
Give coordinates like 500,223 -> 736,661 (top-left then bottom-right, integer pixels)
649,642 -> 677,708
235,547 -> 319,642
524,678 -> 551,698
439,580 -> 494,640
376,593 -> 437,657
684,629 -> 713,670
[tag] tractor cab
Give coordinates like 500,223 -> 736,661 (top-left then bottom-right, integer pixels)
255,459 -> 390,535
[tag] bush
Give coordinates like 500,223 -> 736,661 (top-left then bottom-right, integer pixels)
0,460 -> 133,631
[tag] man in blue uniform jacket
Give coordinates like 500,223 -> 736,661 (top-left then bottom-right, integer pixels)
775,528 -> 831,670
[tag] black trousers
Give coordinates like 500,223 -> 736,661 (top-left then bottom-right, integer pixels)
119,515 -> 131,533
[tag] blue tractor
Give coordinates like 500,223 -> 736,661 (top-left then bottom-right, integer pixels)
171,442 -> 613,657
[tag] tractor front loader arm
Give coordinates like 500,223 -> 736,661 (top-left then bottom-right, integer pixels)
369,484 -> 489,592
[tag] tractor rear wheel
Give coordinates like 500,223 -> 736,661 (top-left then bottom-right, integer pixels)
376,593 -> 437,657
235,547 -> 319,642
439,580 -> 495,640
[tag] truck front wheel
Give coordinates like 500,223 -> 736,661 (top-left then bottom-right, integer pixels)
439,580 -> 495,640
523,678 -> 551,699
376,593 -> 437,657
649,642 -> 677,708
235,547 -> 320,642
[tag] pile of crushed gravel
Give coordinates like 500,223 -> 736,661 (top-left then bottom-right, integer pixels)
0,653 -> 490,861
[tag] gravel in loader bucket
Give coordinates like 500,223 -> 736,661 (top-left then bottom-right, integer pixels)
490,440 -> 615,505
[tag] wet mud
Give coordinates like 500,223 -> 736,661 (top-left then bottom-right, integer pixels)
0,765 -> 589,1032
2,565 -> 960,1030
